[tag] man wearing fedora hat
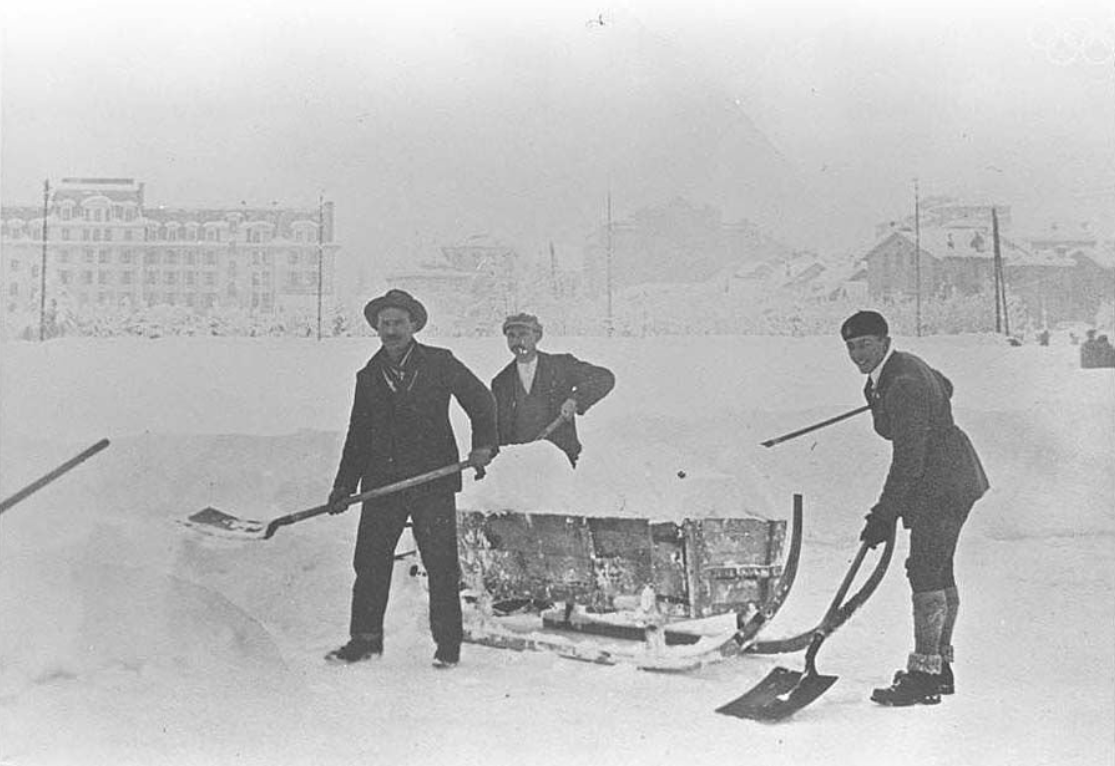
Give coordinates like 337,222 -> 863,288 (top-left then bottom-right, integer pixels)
841,310 -> 989,706
491,312 -> 614,467
325,289 -> 498,668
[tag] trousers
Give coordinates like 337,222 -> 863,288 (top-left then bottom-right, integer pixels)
349,489 -> 462,650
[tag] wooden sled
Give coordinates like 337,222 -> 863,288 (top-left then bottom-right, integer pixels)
453,494 -> 803,672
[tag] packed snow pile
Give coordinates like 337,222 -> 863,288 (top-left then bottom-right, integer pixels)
460,440 -> 775,520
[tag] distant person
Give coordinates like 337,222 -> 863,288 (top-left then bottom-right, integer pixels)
841,310 -> 989,707
1037,329 -> 1050,347
1094,334 -> 1115,368
491,313 -> 615,467
1080,329 -> 1098,368
325,289 -> 497,668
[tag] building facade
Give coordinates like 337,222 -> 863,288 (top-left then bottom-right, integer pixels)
1,178 -> 340,324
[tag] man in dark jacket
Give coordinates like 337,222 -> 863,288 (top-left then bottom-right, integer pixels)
843,310 -> 989,706
491,313 -> 615,467
325,289 -> 497,668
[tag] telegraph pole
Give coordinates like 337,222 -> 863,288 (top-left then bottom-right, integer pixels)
316,192 -> 324,341
914,178 -> 921,337
992,207 -> 1009,336
39,180 -> 49,341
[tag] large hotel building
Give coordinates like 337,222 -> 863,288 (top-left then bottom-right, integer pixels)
1,177 -> 339,321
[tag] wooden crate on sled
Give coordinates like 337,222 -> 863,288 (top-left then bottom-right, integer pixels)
452,496 -> 801,671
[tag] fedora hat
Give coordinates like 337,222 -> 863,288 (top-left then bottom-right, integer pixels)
363,289 -> 428,331
501,312 -> 543,336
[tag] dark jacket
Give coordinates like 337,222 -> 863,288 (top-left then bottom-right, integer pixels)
333,342 -> 497,496
868,350 -> 989,526
491,351 -> 615,465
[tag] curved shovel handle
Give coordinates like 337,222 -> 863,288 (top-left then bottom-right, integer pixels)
263,459 -> 475,539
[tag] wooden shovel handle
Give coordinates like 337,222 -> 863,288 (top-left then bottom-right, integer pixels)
262,460 -> 475,539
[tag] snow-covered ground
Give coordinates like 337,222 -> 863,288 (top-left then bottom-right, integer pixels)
1,332 -> 1112,766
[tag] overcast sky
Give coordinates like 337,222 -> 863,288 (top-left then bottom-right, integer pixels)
1,0 -> 1112,273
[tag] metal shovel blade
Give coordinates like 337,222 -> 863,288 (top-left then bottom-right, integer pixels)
180,506 -> 266,539
715,667 -> 838,721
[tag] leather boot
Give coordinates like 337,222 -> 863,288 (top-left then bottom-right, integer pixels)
872,653 -> 942,706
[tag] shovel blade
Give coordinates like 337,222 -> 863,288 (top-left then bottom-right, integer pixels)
181,506 -> 266,539
716,667 -> 838,721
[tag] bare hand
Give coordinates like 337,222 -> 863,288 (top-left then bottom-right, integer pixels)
560,398 -> 578,420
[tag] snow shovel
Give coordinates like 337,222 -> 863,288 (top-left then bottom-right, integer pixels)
760,405 -> 870,448
715,540 -> 874,721
0,438 -> 110,516
183,459 -> 481,541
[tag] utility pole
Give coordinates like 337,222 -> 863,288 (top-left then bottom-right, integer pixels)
316,192 -> 324,341
38,180 -> 49,342
606,191 -> 613,337
914,178 -> 921,337
992,207 -> 1009,336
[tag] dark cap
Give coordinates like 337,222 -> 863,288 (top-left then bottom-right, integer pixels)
363,289 -> 428,331
502,312 -> 543,336
840,310 -> 889,340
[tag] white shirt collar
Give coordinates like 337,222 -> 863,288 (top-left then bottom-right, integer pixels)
869,344 -> 896,387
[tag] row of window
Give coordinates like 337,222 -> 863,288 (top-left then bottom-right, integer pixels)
8,249 -> 325,268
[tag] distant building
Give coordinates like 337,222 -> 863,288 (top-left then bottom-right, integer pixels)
582,197 -> 794,295
386,234 -> 520,335
875,198 -> 1012,240
0,177 -> 340,322
861,227 -> 1110,323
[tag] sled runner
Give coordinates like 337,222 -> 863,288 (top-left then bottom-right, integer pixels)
452,494 -> 803,671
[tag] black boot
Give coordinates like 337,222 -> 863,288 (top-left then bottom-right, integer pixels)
894,659 -> 954,694
872,669 -> 942,706
432,643 -> 460,669
325,634 -> 383,664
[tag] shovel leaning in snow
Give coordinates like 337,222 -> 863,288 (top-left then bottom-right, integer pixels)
183,459 -> 483,541
716,525 -> 896,722
0,438 -> 110,516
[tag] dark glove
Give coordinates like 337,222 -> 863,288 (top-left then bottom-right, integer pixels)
327,487 -> 352,515
860,512 -> 894,549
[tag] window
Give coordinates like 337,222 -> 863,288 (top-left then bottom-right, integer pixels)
204,272 -> 216,287
288,251 -> 299,266
185,293 -> 196,308
120,250 -> 133,265
60,205 -> 73,221
185,272 -> 196,287
166,272 -> 177,285
204,252 -> 217,266
261,293 -> 273,312
98,292 -> 109,304
124,229 -> 133,241
166,251 -> 179,266
61,228 -> 71,241
145,272 -> 157,285
104,229 -> 113,242
121,271 -> 133,285
60,270 -> 71,284
145,251 -> 158,266
92,229 -> 102,242
98,271 -> 109,285
9,259 -> 19,271
185,250 -> 196,267
82,229 -> 91,241
9,283 -> 17,296
99,249 -> 111,264
81,270 -> 93,285
84,249 -> 95,263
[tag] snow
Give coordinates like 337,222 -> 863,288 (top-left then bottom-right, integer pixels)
1,333 -> 1112,766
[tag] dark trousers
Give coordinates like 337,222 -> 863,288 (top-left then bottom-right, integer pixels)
349,490 -> 462,650
905,500 -> 973,593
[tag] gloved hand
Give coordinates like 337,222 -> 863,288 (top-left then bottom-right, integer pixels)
860,511 -> 894,549
327,487 -> 352,515
559,398 -> 578,420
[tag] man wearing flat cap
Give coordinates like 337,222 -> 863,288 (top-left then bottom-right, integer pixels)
491,312 -> 615,467
325,289 -> 497,668
841,310 -> 988,707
